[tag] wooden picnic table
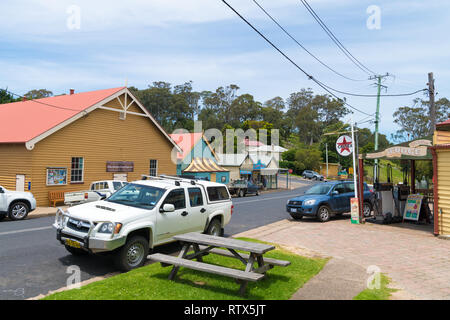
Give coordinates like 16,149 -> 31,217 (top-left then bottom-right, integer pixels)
148,232 -> 290,296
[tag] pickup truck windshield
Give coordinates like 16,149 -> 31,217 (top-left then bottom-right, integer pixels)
106,183 -> 165,210
304,184 -> 332,195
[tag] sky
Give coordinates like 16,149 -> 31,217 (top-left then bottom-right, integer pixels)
1,0 -> 449,139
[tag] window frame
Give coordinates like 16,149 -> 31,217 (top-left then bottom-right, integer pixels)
149,159 -> 158,177
70,157 -> 84,184
162,188 -> 186,210
188,187 -> 204,207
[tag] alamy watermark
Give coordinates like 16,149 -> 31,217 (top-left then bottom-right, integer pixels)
366,265 -> 381,290
66,5 -> 81,30
366,5 -> 381,30
66,265 -> 81,290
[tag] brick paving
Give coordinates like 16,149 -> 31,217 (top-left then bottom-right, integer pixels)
236,217 -> 450,300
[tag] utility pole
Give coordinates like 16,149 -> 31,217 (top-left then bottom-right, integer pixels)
325,143 -> 329,179
428,72 -> 436,134
369,73 -> 389,183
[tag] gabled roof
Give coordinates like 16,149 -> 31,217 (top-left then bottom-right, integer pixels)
0,87 -> 180,152
216,153 -> 247,166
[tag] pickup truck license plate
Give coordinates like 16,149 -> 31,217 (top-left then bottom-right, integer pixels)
65,239 -> 82,249
290,208 -> 297,213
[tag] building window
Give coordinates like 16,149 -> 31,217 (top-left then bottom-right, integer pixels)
149,159 -> 158,176
71,157 -> 84,183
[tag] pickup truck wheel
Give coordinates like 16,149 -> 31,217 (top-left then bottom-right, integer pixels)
114,236 -> 149,272
363,202 -> 373,217
239,189 -> 245,197
256,190 -> 259,196
317,205 -> 331,222
206,218 -> 223,237
8,202 -> 29,221
65,245 -> 89,256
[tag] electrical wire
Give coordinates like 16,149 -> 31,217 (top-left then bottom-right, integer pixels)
252,0 -> 368,82
1,89 -> 83,112
221,0 -> 373,116
299,0 -> 377,76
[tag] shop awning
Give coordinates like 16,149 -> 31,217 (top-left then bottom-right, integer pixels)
183,157 -> 228,173
362,137 -> 433,160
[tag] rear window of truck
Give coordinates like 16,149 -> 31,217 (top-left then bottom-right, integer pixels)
207,186 -> 230,202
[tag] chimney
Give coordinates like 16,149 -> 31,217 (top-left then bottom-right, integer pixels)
70,89 -> 75,95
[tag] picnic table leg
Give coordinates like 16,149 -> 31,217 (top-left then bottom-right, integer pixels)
168,242 -> 191,280
192,244 -> 203,262
238,253 -> 256,296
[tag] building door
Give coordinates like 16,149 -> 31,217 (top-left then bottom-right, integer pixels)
15,175 -> 25,192
113,173 -> 127,181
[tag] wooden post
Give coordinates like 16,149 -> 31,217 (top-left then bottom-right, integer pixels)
411,160 -> 416,194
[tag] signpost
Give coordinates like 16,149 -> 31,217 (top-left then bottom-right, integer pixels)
403,194 -> 424,221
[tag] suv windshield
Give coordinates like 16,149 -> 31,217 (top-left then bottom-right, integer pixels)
304,184 -> 332,195
106,183 -> 165,210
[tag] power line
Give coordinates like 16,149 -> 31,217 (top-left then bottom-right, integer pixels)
221,0 -> 373,116
299,0 -> 377,76
314,80 -> 428,97
1,89 -> 83,112
252,0 -> 367,82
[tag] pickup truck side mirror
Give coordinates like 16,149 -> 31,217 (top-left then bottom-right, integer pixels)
160,203 -> 175,213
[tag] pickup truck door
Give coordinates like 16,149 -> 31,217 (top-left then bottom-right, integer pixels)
187,187 -> 209,232
0,187 -> 7,212
156,188 -> 190,242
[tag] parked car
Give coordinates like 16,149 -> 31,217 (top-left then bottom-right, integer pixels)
228,180 -> 260,197
286,181 -> 374,222
53,176 -> 233,271
302,170 -> 324,181
64,180 -> 127,206
0,186 -> 36,221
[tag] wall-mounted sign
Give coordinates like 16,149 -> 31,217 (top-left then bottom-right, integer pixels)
403,194 -> 424,221
336,135 -> 353,157
253,160 -> 266,170
106,161 -> 134,172
46,168 -> 67,186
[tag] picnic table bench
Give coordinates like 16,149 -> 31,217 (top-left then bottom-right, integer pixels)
148,232 -> 291,296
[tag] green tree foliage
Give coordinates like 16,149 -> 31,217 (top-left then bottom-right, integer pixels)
24,89 -> 53,99
0,89 -> 19,104
392,97 -> 450,141
280,144 -> 322,175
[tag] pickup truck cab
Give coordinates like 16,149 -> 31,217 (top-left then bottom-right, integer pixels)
0,186 -> 36,221
53,176 -> 233,271
64,180 -> 127,206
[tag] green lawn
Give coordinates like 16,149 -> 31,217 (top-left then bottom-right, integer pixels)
353,274 -> 397,300
43,238 -> 328,300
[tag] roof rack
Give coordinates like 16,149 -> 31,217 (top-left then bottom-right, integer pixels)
141,174 -> 196,186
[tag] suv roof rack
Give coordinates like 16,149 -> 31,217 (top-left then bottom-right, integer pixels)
141,174 -> 196,186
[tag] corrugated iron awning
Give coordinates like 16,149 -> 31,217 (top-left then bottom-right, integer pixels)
183,157 -> 229,173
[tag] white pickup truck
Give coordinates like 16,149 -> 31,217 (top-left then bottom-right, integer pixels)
64,180 -> 127,206
53,176 -> 233,271
0,186 -> 36,221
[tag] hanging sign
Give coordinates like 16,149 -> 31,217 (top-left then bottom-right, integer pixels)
336,135 -> 353,157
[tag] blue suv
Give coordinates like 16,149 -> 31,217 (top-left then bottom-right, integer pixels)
286,181 -> 374,222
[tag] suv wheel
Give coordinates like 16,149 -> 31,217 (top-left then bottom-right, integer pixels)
8,202 -> 29,221
363,202 -> 373,217
206,218 -> 223,237
114,235 -> 149,272
317,205 -> 331,222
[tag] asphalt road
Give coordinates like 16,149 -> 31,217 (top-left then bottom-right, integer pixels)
0,179 -> 316,300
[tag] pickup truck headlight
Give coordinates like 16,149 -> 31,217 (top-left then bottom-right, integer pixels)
304,199 -> 316,206
98,222 -> 122,234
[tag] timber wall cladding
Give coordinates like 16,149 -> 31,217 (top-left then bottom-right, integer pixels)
437,149 -> 450,235
31,104 -> 176,206
0,144 -> 32,190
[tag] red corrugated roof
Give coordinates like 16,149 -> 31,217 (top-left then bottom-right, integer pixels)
0,87 -> 125,143
437,119 -> 450,127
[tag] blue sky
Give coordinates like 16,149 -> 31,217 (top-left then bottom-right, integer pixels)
1,0 -> 449,139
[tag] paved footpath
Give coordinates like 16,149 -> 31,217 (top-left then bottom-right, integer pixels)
236,218 -> 450,300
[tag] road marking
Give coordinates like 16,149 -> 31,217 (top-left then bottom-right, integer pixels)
0,226 -> 53,236
234,194 -> 297,205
